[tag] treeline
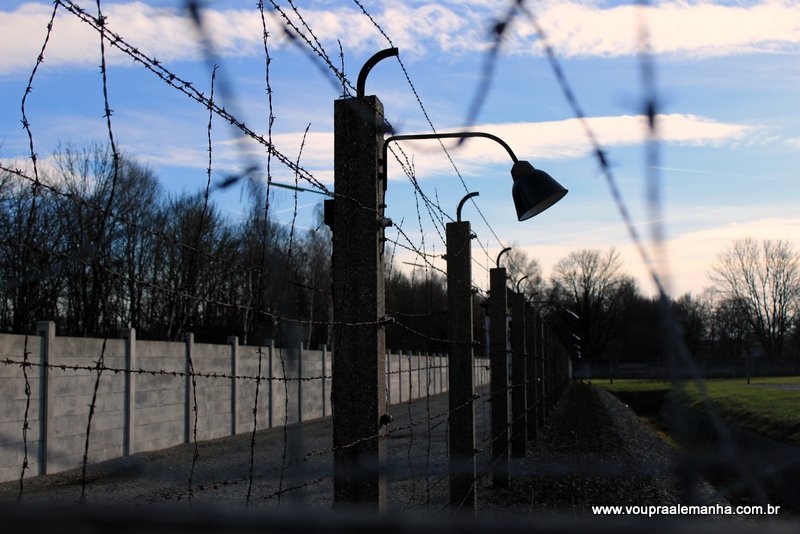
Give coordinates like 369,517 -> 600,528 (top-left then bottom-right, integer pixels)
512,244 -> 800,364
1,145 -> 333,346
0,145 -> 473,350
386,243 -> 800,363
3,146 -> 799,361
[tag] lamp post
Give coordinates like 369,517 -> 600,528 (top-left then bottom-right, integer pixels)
330,47 -> 567,510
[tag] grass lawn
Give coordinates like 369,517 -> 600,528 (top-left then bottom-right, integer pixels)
600,377 -> 800,446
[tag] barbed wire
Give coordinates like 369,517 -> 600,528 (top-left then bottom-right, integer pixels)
79,336 -> 107,504
349,0 -> 522,268
10,1 -> 490,344
17,336 -> 32,501
53,0 -> 327,194
246,344 -> 265,506
0,355 -> 452,386
5,0 -> 784,519
0,164 -> 323,298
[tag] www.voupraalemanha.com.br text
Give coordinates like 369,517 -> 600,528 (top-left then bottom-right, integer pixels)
592,504 -> 781,517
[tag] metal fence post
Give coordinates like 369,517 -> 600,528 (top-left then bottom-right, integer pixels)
489,267 -> 509,487
446,220 -> 476,511
330,94 -> 387,510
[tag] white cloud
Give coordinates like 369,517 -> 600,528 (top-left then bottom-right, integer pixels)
3,1 -> 800,74
514,0 -> 800,58
384,113 -> 752,178
4,109 -> 750,192
205,112 -> 750,185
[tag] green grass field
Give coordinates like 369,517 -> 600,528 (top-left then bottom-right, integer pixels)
600,377 -> 800,446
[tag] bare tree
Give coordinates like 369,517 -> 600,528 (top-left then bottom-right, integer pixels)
672,293 -> 710,359
504,246 -> 545,300
711,238 -> 800,359
550,248 -> 633,360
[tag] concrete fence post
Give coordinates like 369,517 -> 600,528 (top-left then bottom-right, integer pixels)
320,344 -> 328,417
123,328 -> 137,455
415,351 -> 421,400
298,343 -> 304,423
433,354 -> 439,395
184,333 -> 194,444
228,336 -> 238,436
537,317 -> 545,429
425,353 -> 431,397
510,291 -> 527,457
384,352 -> 390,406
446,219 -> 476,511
397,351 -> 411,402
266,339 -> 274,429
35,321 -> 54,475
544,328 -> 552,417
489,268 -> 509,487
525,306 -> 537,440
330,94 -> 387,510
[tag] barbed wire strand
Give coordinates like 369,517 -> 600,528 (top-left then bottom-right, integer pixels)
54,1 -> 326,194
17,335 -> 32,501
17,2 -> 60,336
186,333 -> 201,505
79,337 -> 108,504
246,344 -> 265,506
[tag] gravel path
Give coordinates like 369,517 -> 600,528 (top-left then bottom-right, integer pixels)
1,381 -> 785,529
477,382 -> 731,518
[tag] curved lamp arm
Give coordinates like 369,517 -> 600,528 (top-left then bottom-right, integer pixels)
496,247 -> 512,269
357,48 -> 399,98
456,191 -> 480,222
383,132 -> 518,187
381,131 -> 567,222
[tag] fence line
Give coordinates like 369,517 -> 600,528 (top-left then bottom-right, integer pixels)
0,324 -> 490,484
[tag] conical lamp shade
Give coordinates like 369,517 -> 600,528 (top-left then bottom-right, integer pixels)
511,161 -> 568,221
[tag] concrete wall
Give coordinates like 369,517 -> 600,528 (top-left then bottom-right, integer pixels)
0,326 -> 488,483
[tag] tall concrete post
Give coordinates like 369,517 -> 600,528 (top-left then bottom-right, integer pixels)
536,314 -> 545,429
544,327 -> 553,416
489,268 -> 509,487
330,95 -> 387,510
525,304 -> 537,440
446,221 -> 476,512
510,291 -> 527,457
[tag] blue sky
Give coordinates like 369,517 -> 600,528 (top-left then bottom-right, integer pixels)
2,0 -> 799,297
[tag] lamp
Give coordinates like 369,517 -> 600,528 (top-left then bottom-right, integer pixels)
382,132 -> 567,221
511,161 -> 568,221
